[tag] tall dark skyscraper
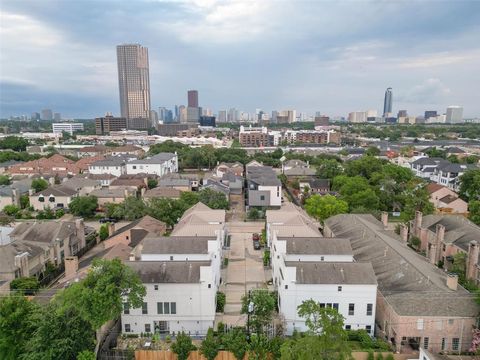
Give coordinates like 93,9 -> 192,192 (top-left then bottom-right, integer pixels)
187,90 -> 199,108
117,44 -> 151,121
383,87 -> 393,116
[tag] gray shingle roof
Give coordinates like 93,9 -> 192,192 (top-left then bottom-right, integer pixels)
247,166 -> 281,186
279,237 -> 353,255
35,185 -> 78,197
284,261 -> 377,285
128,153 -> 176,164
127,261 -> 211,283
142,235 -> 212,254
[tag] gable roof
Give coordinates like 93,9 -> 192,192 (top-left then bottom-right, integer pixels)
127,261 -> 211,283
35,185 -> 78,197
128,152 -> 176,165
280,236 -> 353,255
141,235 -> 212,254
266,203 -> 321,238
426,183 -> 445,194
144,187 -> 182,199
109,215 -> 166,240
171,202 -> 225,237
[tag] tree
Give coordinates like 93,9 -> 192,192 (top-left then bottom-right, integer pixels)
0,136 -> 29,152
280,300 -> 351,360
451,252 -> 467,284
0,175 -> 11,185
344,156 -> 384,179
305,195 -> 348,223
216,291 -> 226,312
171,332 -> 196,360
31,178 -> 49,193
459,170 -> 480,201
57,258 -> 146,329
469,200 -> 480,226
147,178 -> 158,189
10,276 -> 40,295
77,351 -> 96,360
20,194 -> 29,209
241,289 -> 276,334
0,213 -> 14,226
248,207 -> 260,220
221,327 -> 248,360
3,204 -> 20,217
22,304 -> 95,360
122,196 -> 148,221
0,295 -> 41,360
248,333 -> 271,360
365,146 -> 380,157
69,196 -> 98,217
200,328 -> 219,360
316,159 -> 343,179
99,224 -> 109,241
199,188 -> 229,209
147,197 -> 187,228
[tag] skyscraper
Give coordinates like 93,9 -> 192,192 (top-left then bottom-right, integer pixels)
383,87 -> 393,116
446,106 -> 463,123
187,90 -> 199,108
41,109 -> 53,121
117,44 -> 151,121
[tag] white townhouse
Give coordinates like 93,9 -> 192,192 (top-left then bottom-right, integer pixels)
88,156 -> 128,177
126,153 -> 178,177
246,165 -> 282,208
121,202 -> 226,337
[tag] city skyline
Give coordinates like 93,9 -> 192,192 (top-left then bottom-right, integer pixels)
1,0 -> 480,118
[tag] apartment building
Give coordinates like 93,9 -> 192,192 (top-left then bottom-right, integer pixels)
95,115 -> 127,135
246,164 -> 282,208
126,153 -> 178,177
239,125 -> 270,147
324,214 -> 479,353
52,122 -> 84,135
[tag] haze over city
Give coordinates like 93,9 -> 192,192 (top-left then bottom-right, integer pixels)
1,0 -> 480,118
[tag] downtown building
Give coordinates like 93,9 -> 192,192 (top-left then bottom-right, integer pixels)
117,44 -> 151,128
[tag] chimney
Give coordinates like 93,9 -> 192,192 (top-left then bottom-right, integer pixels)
414,211 -> 423,231
64,256 -> 79,279
467,241 -> 480,281
12,188 -> 20,207
435,224 -> 445,261
75,218 -> 86,248
381,212 -> 388,228
428,244 -> 437,264
108,222 -> 115,236
446,273 -> 458,291
400,224 -> 409,242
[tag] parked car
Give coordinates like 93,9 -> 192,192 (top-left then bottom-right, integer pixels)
253,239 -> 261,250
252,233 -> 260,241
99,217 -> 117,224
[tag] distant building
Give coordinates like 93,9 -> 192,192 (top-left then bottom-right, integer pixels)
128,118 -> 151,130
314,116 -> 329,126
239,126 -> 270,147
446,106 -> 463,123
95,115 -> 127,135
187,90 -> 198,108
117,44 -> 151,122
348,111 -> 367,123
31,112 -> 40,121
397,110 -> 407,118
52,122 -> 84,135
383,87 -> 393,116
157,124 -> 193,136
424,110 -> 437,120
199,116 -> 216,127
186,107 -> 200,124
217,110 -> 227,123
54,113 -> 61,121
41,109 -> 53,121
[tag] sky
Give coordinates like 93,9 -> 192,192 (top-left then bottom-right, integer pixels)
1,0 -> 480,119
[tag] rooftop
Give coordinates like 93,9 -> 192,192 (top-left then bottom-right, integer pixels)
267,203 -> 321,238
144,187 -> 182,198
141,235 -> 213,254
127,261 -> 211,283
247,166 -> 281,186
278,236 -> 353,255
128,152 -> 176,164
171,202 -> 225,237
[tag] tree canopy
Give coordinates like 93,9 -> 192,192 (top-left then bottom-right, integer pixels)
69,196 -> 98,218
31,178 -> 49,193
305,194 -> 348,223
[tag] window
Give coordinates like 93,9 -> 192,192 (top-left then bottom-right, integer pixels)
208,284 -> 211,288
348,303 -> 354,316
423,337 -> 429,349
285,285 -> 288,290
452,338 -> 459,351
417,319 -> 424,330
164,302 -> 170,314
124,324 -> 131,332
321,256 -> 324,261
170,256 -> 174,260
260,195 -> 265,201
39,196 -> 45,203
333,303 -> 339,310
367,303 -> 373,316
345,325 -> 351,330
441,338 -> 447,351
154,285 -> 158,290
142,302 -> 148,315
448,319 -> 454,325
338,286 -> 342,292
157,302 -> 163,314
145,324 -> 151,333
49,196 -> 55,203
123,302 -> 130,315
171,302 -> 176,314
366,325 -> 372,334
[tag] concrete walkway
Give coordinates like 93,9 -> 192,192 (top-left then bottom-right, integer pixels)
220,222 -> 266,327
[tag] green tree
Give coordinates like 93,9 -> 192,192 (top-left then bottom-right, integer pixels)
459,170 -> 480,201
77,351 -> 96,360
367,350 -> 375,360
171,332 -> 196,360
122,196 -> 148,221
147,197 -> 186,228
344,156 -> 384,179
68,196 -> 98,217
23,304 -> 95,360
469,200 -> 480,226
0,175 -> 11,185
451,252 -> 467,283
20,194 -> 29,209
10,276 -> 40,295
0,295 -> 41,360
424,147 -> 445,159
216,291 -> 226,312
99,224 -> 109,241
241,289 -> 276,334
3,204 -> 20,217
147,178 -> 158,189
199,188 -> 229,209
57,258 -> 146,329
31,178 -> 49,193
248,333 -> 271,360
280,300 -> 351,360
0,136 -> 29,152
200,328 -> 219,360
316,159 -> 343,179
305,194 -> 348,223
365,146 -> 380,157
248,207 -> 260,220
221,327 -> 248,360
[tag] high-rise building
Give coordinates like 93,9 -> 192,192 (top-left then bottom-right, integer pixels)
117,44 -> 151,122
446,106 -> 463,123
178,105 -> 187,123
314,116 -> 329,127
348,111 -> 367,123
95,114 -> 127,135
199,116 -> 216,127
397,110 -> 407,118
150,110 -> 159,125
54,112 -> 61,121
424,111 -> 437,120
187,90 -> 198,108
41,109 -> 53,121
383,87 -> 393,116
218,110 -> 227,123
31,112 -> 40,121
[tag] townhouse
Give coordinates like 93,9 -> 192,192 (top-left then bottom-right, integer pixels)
30,185 -> 79,211
426,183 -> 468,214
88,156 -> 129,177
126,153 -> 178,177
246,164 -> 282,208
324,214 -> 479,353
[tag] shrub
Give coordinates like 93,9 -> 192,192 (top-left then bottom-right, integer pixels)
367,350 -> 375,360
99,224 -> 109,241
376,353 -> 384,360
263,250 -> 270,266
216,292 -> 226,312
171,332 -> 196,360
385,354 -> 394,360
10,277 -> 40,295
217,322 -> 225,334
410,236 -> 421,249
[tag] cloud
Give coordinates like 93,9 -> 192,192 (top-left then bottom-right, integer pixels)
397,78 -> 452,104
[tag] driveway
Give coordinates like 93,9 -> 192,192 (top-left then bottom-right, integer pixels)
219,222 -> 267,327
227,193 -> 245,222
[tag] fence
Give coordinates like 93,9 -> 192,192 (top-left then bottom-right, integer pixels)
134,351 -> 247,360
